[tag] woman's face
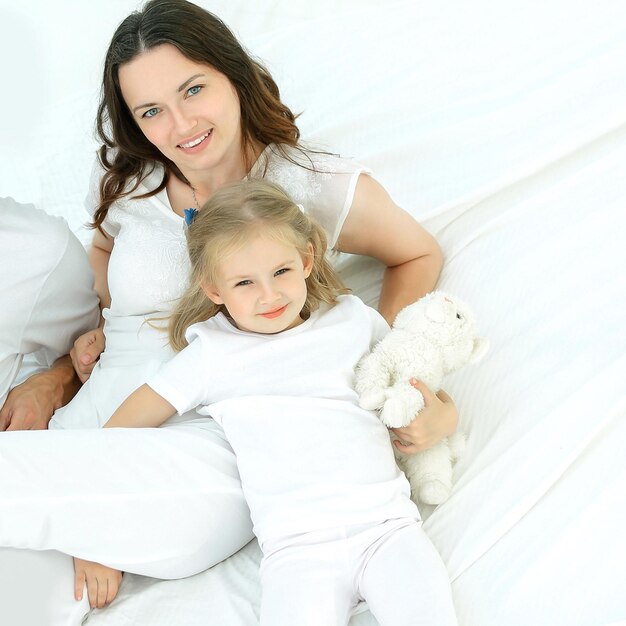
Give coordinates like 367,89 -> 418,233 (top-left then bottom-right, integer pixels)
119,44 -> 244,180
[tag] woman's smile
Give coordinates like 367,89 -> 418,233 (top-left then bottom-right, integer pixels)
177,129 -> 213,153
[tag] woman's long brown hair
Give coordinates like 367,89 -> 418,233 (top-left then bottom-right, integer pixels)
92,0 -> 302,232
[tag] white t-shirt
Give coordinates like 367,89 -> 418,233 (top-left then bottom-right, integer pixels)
148,295 -> 418,546
0,198 -> 100,406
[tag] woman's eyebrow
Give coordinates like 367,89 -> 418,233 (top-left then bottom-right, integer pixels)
133,102 -> 157,114
177,73 -> 205,92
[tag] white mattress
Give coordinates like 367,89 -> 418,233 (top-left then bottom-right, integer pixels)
1,1 -> 625,625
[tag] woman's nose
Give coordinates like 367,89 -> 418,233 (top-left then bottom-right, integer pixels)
171,106 -> 197,136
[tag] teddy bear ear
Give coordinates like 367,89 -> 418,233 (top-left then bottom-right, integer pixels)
424,296 -> 447,323
469,337 -> 490,363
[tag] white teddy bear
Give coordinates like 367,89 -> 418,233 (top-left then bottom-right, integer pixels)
355,291 -> 488,506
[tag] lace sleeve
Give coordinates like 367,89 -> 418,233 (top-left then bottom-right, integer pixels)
255,146 -> 372,249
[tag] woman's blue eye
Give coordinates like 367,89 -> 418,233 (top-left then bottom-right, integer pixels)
142,107 -> 159,119
187,85 -> 202,97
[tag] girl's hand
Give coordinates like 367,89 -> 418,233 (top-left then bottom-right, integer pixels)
70,328 -> 106,383
74,557 -> 123,609
391,380 -> 458,454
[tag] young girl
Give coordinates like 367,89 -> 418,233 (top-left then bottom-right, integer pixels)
104,180 -> 458,626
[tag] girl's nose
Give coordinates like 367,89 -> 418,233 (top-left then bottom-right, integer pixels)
259,283 -> 280,304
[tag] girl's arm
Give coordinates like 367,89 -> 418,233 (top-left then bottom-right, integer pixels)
104,384 -> 176,428
336,174 -> 442,325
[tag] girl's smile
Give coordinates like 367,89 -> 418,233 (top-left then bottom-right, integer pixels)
259,305 -> 288,319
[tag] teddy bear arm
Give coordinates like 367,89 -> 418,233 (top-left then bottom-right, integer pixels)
380,380 -> 425,428
355,351 -> 394,411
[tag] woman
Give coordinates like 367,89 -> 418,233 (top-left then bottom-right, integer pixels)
0,0 -> 457,612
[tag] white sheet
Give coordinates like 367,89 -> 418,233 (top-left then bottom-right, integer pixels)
1,1 -> 625,625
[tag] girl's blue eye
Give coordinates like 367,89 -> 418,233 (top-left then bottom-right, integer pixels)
275,268 -> 289,277
142,107 -> 159,119
235,280 -> 252,287
187,85 -> 202,97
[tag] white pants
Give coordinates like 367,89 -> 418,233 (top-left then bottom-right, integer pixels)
0,421 -> 253,578
0,548 -> 90,626
260,519 -> 458,626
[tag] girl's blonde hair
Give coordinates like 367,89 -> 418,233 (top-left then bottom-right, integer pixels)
169,180 -> 349,351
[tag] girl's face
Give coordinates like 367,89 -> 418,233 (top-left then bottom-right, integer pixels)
119,44 -> 244,181
203,233 -> 314,334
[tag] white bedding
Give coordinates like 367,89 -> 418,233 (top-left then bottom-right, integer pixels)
1,1 -> 625,625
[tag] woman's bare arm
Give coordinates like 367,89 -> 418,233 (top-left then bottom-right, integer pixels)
89,228 -> 114,310
69,230 -> 114,381
336,174 -> 442,326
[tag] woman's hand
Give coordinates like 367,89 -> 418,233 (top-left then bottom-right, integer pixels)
70,328 -> 106,383
391,379 -> 458,454
74,557 -> 123,609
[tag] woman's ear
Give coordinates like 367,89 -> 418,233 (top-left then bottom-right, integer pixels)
302,242 -> 314,278
201,282 -> 224,305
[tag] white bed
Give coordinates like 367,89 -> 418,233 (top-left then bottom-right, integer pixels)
1,1 -> 625,625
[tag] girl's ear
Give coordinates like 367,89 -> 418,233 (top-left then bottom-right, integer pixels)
201,282 -> 224,305
302,243 -> 314,278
